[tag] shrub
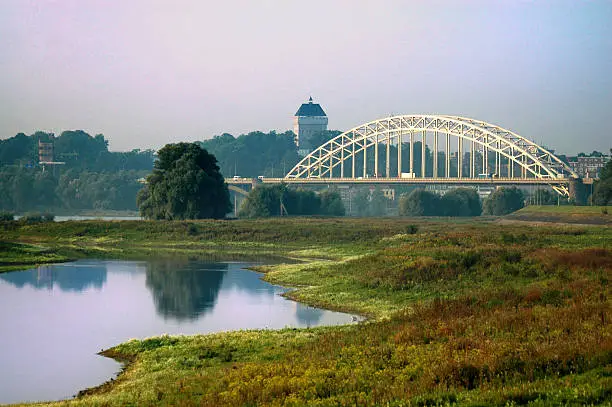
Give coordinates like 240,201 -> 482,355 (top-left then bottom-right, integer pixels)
187,223 -> 199,236
19,212 -> 55,224
0,211 -> 14,221
399,188 -> 481,217
399,189 -> 441,216
405,224 -> 419,234
483,187 -> 525,215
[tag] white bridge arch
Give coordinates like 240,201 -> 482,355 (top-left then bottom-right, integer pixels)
286,115 -> 577,196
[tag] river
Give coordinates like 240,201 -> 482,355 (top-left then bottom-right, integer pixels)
0,259 -> 357,405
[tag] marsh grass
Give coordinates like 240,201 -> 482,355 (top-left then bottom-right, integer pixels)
3,216 -> 611,406
507,205 -> 612,226
0,241 -> 69,273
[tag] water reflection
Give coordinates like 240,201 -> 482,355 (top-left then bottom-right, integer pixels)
145,260 -> 227,321
0,262 -> 107,291
0,259 -> 359,405
296,305 -> 324,327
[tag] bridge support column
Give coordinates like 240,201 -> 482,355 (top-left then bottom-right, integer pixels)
470,141 -> 475,178
482,143 -> 487,175
433,130 -> 438,177
457,135 -> 462,178
397,132 -> 402,177
445,133 -> 450,178
375,134 -> 379,177
340,141 -> 344,178
363,138 -> 368,178
386,133 -> 390,177
421,130 -> 426,177
409,131 -> 414,175
352,140 -> 355,178
569,178 -> 588,205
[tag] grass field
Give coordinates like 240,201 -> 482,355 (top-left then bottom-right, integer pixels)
505,205 -> 612,226
518,205 -> 612,214
1,214 -> 610,406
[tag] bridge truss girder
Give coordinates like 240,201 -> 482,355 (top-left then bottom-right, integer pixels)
285,115 -> 577,196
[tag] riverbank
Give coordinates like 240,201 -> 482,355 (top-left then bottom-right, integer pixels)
2,216 -> 611,406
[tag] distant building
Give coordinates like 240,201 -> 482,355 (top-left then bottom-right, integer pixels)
567,155 -> 609,178
293,97 -> 328,148
38,139 -> 54,164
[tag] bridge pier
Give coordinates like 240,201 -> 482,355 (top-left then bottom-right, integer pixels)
569,178 -> 589,205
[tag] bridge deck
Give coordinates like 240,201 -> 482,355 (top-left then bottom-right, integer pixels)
227,177 -> 575,186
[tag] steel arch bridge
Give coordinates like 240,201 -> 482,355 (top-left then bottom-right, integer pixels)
285,115 -> 578,196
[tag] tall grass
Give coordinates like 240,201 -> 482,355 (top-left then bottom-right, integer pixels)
3,217 -> 611,406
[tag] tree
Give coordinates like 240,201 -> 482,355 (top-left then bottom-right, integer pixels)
239,185 -> 346,218
137,143 -> 230,220
399,188 -> 482,217
483,187 -> 525,215
301,130 -> 342,151
593,159 -> 612,205
238,184 -> 286,218
441,188 -> 482,216
369,188 -> 389,216
200,130 -> 300,178
399,189 -> 441,216
0,133 -> 35,166
319,189 -> 345,216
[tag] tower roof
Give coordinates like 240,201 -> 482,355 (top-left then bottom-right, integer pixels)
295,97 -> 327,117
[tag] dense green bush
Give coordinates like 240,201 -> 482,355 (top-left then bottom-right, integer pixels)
137,143 -> 231,220
399,189 -> 440,216
441,188 -> 482,216
593,159 -> 612,205
399,188 -> 481,216
0,211 -> 14,221
239,185 -> 345,218
19,212 -> 55,223
483,187 -> 525,215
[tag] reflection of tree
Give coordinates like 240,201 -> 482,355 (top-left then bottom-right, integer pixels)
295,304 -> 324,327
145,260 -> 227,321
0,263 -> 106,292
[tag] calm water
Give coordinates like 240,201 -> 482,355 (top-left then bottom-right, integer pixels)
0,259 -> 357,405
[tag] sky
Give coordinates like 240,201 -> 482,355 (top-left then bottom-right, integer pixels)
0,0 -> 610,154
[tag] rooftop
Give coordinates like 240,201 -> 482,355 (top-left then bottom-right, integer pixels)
295,97 -> 327,117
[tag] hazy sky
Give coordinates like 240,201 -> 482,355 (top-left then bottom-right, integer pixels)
0,0 -> 610,154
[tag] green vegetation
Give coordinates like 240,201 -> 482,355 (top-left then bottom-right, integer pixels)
137,143 -> 231,220
0,242 -> 70,272
0,130 -> 155,172
1,213 -> 610,406
506,205 -> 612,226
593,159 -> 612,205
483,186 -> 525,215
352,187 -> 391,216
199,130 -> 301,178
239,185 -> 345,217
0,130 -> 153,213
399,188 -> 482,217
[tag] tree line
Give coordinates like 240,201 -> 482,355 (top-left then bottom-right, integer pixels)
0,168 -> 147,212
0,130 -> 155,172
0,130 -> 154,213
198,130 -> 342,178
238,185 -> 345,218
398,187 -> 525,217
2,127 -> 577,217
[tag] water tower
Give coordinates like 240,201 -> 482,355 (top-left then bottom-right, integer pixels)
293,96 -> 328,148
